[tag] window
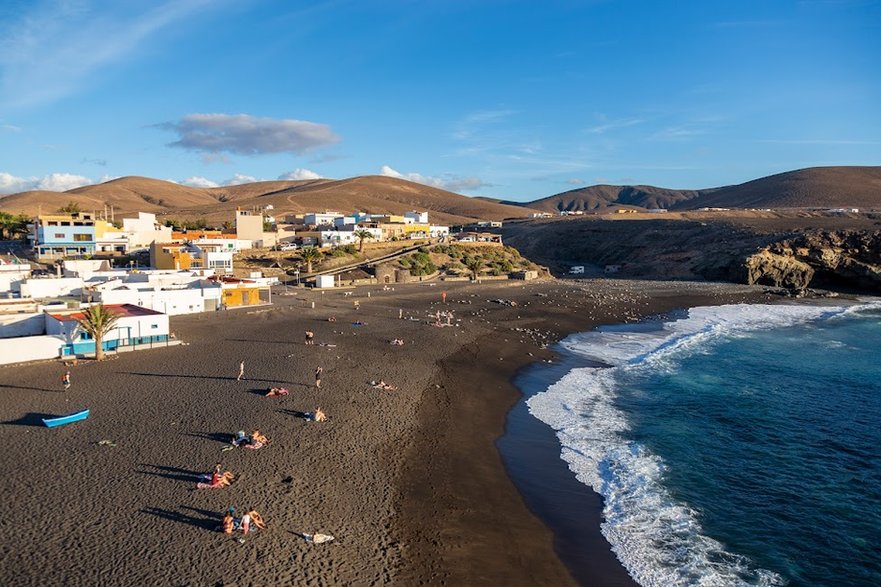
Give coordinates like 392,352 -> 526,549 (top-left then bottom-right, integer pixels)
151,324 -> 158,329
61,221 -> 71,226
55,233 -> 65,239
48,221 -> 59,226
73,234 -> 91,242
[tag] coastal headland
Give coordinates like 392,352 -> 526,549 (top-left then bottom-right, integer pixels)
1,278 -> 776,586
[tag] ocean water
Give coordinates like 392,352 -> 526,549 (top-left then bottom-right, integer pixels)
527,302 -> 881,587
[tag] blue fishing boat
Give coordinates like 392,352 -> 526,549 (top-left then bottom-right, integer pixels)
42,408 -> 90,428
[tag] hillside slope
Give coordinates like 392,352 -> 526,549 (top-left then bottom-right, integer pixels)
0,175 -> 532,225
523,184 -> 706,212
673,166 -> 881,210
522,166 -> 881,212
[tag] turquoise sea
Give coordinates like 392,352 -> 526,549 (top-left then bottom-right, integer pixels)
525,302 -> 881,587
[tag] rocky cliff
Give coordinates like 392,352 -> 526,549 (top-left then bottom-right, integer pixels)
501,217 -> 881,294
745,231 -> 881,291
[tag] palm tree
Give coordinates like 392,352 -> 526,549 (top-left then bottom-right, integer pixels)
299,246 -> 323,273
58,201 -> 81,214
0,212 -> 15,240
10,214 -> 31,240
465,257 -> 484,280
76,304 -> 120,361
353,229 -> 374,252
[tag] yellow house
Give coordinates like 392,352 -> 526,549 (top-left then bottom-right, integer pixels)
151,242 -> 199,270
403,223 -> 430,236
222,287 -> 262,307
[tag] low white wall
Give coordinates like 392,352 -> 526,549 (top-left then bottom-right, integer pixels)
0,335 -> 64,365
0,313 -> 45,338
20,278 -> 84,299
97,288 -> 220,315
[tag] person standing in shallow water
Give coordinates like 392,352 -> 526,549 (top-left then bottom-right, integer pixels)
237,361 -> 245,381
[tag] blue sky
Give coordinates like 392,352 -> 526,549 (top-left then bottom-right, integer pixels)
1,0 -> 879,201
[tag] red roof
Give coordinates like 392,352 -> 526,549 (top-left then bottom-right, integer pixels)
47,303 -> 164,322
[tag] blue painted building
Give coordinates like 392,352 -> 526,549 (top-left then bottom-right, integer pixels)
32,212 -> 98,260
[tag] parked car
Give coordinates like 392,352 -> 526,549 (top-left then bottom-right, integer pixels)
273,243 -> 299,251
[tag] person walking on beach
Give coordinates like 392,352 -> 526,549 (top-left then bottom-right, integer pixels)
314,366 -> 323,388
305,330 -> 315,345
237,361 -> 245,381
61,370 -> 71,391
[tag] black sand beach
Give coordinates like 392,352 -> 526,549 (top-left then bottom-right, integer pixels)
0,278 -> 772,586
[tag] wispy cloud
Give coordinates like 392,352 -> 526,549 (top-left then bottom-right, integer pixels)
710,20 -> 784,28
380,165 -> 490,193
759,139 -> 881,145
0,171 -> 95,194
452,109 -> 517,140
565,178 -> 587,186
0,0 -> 221,108
585,117 -> 644,134
81,157 -> 107,166
159,113 -> 340,155
647,124 -> 711,142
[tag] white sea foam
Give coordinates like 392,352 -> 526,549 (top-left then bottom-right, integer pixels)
527,302 -> 881,587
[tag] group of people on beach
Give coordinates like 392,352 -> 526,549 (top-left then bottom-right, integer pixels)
218,506 -> 266,535
206,292 -> 411,536
198,462 -> 237,489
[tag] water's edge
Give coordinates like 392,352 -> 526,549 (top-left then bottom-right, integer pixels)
497,349 -> 637,587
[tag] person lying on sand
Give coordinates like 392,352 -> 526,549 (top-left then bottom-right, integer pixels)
198,464 -> 236,489
370,379 -> 398,391
390,338 -> 404,346
230,430 -> 270,449
241,508 -> 266,534
265,387 -> 289,397
304,407 -> 327,422
218,510 -> 235,534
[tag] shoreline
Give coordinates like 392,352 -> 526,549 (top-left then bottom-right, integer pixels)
392,279 -> 776,585
0,278 -> 779,586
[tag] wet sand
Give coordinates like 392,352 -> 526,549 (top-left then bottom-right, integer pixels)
0,278 -> 771,586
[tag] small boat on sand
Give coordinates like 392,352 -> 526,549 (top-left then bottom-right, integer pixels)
43,409 -> 90,428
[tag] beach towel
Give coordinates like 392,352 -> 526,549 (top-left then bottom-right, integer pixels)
196,481 -> 225,490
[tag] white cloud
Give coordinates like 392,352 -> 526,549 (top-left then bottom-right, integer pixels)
180,176 -> 219,188
278,168 -> 322,180
380,165 -> 490,193
160,113 -> 340,155
566,178 -> 586,185
223,173 -> 259,186
0,1 -> 219,108
0,171 -> 94,194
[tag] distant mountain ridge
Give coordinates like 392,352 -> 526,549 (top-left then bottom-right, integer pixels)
522,167 -> 881,212
521,184 -> 709,212
1,166 -> 878,223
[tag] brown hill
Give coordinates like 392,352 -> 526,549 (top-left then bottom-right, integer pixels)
522,166 -> 881,212
671,166 -> 881,210
208,179 -> 333,201
0,175 -> 532,226
523,184 -> 706,212
0,177 -> 219,217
